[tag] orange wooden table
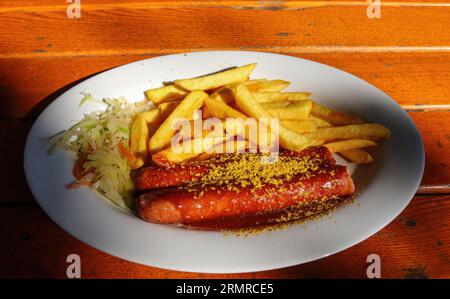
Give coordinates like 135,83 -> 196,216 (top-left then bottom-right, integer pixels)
1,0 -> 449,278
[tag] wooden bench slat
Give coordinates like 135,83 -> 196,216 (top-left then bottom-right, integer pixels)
1,195 -> 448,278
2,0 -> 450,10
2,53 -> 450,119
1,6 -> 450,60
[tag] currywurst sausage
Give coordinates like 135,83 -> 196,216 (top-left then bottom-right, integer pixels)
136,161 -> 355,224
134,146 -> 335,191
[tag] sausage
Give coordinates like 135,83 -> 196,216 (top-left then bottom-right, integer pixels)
134,146 -> 336,191
136,164 -> 355,224
134,163 -> 210,191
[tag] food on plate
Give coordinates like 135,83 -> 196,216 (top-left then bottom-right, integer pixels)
136,147 -> 355,225
48,62 -> 390,229
174,63 -> 256,91
144,85 -> 188,105
339,148 -> 374,164
261,100 -> 312,120
149,90 -> 208,153
323,139 -> 377,153
311,102 -> 363,126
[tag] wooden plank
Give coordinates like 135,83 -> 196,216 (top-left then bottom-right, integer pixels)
409,111 -> 450,188
1,52 -> 450,119
1,6 -> 450,59
1,195 -> 449,278
2,0 -> 449,11
1,110 -> 448,204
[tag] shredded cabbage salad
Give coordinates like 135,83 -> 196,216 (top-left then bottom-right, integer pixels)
48,92 -> 153,212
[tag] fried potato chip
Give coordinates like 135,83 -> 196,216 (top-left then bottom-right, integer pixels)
339,149 -> 374,164
263,100 -> 312,120
129,102 -> 180,169
195,139 -> 248,161
308,115 -> 332,128
252,92 -> 311,103
323,139 -> 377,153
311,102 -> 363,125
129,115 -> 150,169
149,90 -> 208,153
246,79 -> 290,92
152,136 -> 226,166
234,84 -> 319,151
174,63 -> 257,91
205,97 -> 247,119
210,79 -> 267,104
280,120 -> 317,134
144,85 -> 188,105
305,123 -> 391,142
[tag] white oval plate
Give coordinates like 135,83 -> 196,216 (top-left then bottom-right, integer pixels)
24,51 -> 424,273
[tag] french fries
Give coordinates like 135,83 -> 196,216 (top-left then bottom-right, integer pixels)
281,120 -> 317,134
149,90 -> 208,153
131,62 -> 390,168
152,136 -> 226,166
195,139 -> 248,161
263,100 -> 312,120
210,79 -> 267,104
339,149 -> 374,164
253,92 -> 311,103
174,63 -> 256,91
205,97 -> 247,119
309,115 -> 332,128
144,85 -> 188,105
129,101 -> 180,169
323,139 -> 377,153
234,84 -> 319,151
305,123 -> 390,142
311,102 -> 363,126
246,79 -> 290,92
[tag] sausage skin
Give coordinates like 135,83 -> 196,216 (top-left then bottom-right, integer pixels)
136,164 -> 355,224
135,146 -> 335,191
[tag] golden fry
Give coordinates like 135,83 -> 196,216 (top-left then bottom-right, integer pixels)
311,102 -> 363,125
152,136 -> 226,165
280,120 -> 317,134
308,115 -> 332,128
174,64 -> 256,91
246,80 -> 290,92
149,90 -> 208,153
263,100 -> 312,120
144,85 -> 188,105
205,97 -> 247,119
252,92 -> 310,103
129,102 -> 180,169
129,115 -> 150,169
195,139 -> 248,161
209,79 -> 267,104
234,84 -> 319,151
339,149 -> 374,164
305,123 -> 391,142
323,139 -> 377,153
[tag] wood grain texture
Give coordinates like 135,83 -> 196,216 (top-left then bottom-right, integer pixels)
1,6 -> 450,59
410,111 -> 450,188
1,195 -> 449,278
2,52 -> 450,119
1,0 -> 449,279
0,111 -> 448,204
2,0 -> 450,10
